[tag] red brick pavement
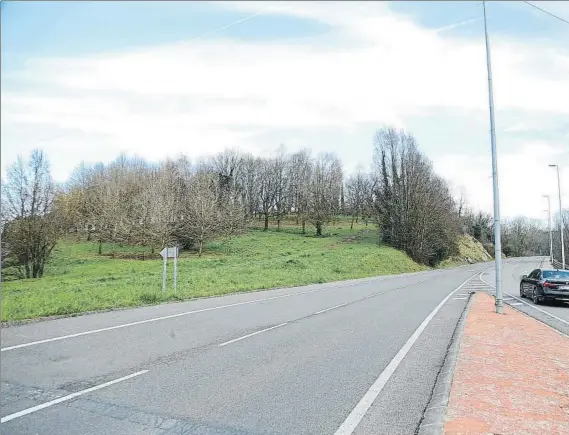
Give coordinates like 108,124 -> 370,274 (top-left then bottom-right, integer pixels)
444,292 -> 569,435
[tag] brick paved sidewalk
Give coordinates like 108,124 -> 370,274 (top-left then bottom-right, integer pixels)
444,292 -> 569,435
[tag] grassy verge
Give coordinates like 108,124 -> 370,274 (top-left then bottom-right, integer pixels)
1,221 -> 427,322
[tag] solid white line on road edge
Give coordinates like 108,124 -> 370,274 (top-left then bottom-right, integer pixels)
218,323 -> 288,347
314,303 -> 348,315
333,274 -> 476,435
0,370 -> 148,424
504,293 -> 569,327
479,271 -> 569,327
2,281 -> 373,352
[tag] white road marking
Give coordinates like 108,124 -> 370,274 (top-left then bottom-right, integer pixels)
333,274 -> 477,435
314,303 -> 348,315
2,280 -> 376,352
480,269 -> 569,327
218,323 -> 288,347
0,370 -> 148,423
503,294 -> 569,327
452,297 -> 468,300
510,302 -> 523,306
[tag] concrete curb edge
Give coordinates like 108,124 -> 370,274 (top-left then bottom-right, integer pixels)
416,291 -> 474,435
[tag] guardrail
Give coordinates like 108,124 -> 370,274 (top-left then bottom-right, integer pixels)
552,258 -> 566,270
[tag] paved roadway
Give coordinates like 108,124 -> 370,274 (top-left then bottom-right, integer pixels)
481,256 -> 569,337
1,257 -> 565,435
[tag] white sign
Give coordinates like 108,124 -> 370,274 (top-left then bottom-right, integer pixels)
160,247 -> 178,259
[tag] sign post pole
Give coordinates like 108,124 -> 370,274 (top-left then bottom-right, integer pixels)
160,247 -> 180,294
162,252 -> 167,295
173,248 -> 178,292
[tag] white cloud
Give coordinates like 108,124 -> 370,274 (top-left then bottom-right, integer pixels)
435,142 -> 569,220
1,1 -> 568,218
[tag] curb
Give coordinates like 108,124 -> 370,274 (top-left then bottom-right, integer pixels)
416,292 -> 474,435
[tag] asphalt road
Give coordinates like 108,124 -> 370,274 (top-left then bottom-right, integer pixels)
481,256 -> 569,337
1,258 -> 549,435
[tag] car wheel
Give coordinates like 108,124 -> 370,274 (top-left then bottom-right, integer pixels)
532,288 -> 541,305
520,283 -> 525,298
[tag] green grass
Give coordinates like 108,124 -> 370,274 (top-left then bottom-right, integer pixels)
1,220 -> 427,322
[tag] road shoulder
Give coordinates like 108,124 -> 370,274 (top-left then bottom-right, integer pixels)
444,292 -> 569,435
416,293 -> 473,435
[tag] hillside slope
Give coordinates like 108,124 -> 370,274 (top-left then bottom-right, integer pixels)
2,222 -> 427,322
440,235 -> 493,268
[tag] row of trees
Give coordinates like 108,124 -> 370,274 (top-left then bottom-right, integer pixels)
2,127 -> 567,279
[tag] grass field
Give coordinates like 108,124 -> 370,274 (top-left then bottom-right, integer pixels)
1,220 -> 428,322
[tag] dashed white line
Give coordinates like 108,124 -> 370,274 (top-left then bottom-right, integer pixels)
333,273 -> 477,435
0,370 -> 148,423
218,323 -> 288,347
452,297 -> 468,300
314,303 -> 348,315
2,281 -> 375,352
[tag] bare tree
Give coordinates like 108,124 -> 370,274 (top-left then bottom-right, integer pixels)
288,149 -> 312,233
183,172 -> 245,256
272,146 -> 290,231
307,153 -> 343,236
345,166 -> 369,229
2,150 -> 63,278
258,158 -> 277,231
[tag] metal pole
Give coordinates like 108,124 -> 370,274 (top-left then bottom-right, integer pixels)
550,165 -> 565,269
544,195 -> 553,264
162,254 -> 167,295
173,250 -> 177,292
483,1 -> 503,314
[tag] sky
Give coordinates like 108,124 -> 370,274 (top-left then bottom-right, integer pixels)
2,1 -> 568,221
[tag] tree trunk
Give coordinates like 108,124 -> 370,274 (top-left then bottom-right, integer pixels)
316,222 -> 322,236
277,218 -> 281,231
351,215 -> 355,230
264,213 -> 269,231
199,240 -> 204,257
302,219 -> 306,234
98,239 -> 102,255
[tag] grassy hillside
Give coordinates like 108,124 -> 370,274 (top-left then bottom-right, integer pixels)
439,235 -> 493,268
2,221 -> 427,322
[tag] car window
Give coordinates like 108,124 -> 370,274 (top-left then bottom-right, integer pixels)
528,270 -> 538,279
543,270 -> 569,279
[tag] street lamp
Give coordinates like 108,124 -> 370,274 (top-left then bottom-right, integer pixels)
483,1 -> 503,314
543,195 -> 553,264
549,164 -> 565,269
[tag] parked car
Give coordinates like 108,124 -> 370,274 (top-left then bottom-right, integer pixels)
520,268 -> 569,305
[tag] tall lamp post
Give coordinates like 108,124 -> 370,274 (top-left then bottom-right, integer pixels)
483,1 -> 503,313
543,195 -> 553,264
549,164 -> 565,269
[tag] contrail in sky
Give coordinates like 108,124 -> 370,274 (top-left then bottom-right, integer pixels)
434,17 -> 481,34
189,11 -> 262,42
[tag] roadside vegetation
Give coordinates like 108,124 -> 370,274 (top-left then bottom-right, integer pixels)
1,220 -> 426,321
2,126 -> 565,322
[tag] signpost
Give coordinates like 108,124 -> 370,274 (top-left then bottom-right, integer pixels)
160,247 -> 179,294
